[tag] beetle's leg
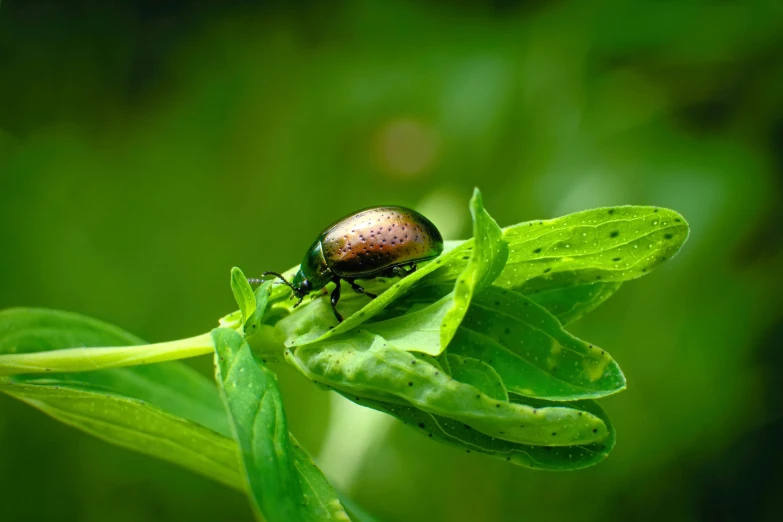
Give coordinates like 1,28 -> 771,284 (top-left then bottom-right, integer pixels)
346,279 -> 378,299
330,279 -> 344,322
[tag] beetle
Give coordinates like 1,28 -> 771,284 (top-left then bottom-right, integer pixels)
254,206 -> 444,322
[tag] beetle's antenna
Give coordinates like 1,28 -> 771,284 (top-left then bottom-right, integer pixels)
258,271 -> 298,293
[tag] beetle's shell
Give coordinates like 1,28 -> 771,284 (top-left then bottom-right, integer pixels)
319,206 -> 443,278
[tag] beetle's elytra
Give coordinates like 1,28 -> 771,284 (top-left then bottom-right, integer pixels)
259,206 -> 444,322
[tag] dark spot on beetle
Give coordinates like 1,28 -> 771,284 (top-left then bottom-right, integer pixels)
504,327 -> 511,334
543,268 -> 551,273
428,433 -> 433,437
408,382 -> 413,386
608,209 -> 616,215
506,457 -> 511,461
612,257 -> 621,261
664,233 -> 673,240
466,450 -> 471,453
418,422 -> 425,428
578,412 -> 583,416
610,230 -> 619,238
533,247 -> 542,254
495,301 -> 500,306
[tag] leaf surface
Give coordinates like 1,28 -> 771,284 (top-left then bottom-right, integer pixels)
213,327 -> 349,522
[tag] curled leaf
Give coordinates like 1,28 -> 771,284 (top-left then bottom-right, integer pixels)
342,392 -> 615,471
286,333 -> 608,446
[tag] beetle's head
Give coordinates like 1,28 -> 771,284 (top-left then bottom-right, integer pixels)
291,269 -> 312,299
260,270 -> 310,306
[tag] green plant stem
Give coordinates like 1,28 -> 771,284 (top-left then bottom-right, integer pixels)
0,333 -> 215,376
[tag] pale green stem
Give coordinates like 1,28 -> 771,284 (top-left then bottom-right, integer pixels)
0,332 -> 215,376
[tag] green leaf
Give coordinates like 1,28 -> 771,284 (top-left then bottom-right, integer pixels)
0,308 -> 352,521
528,281 -> 623,326
290,440 -> 353,522
286,333 -> 609,446
0,308 -> 227,433
426,206 -> 687,313
0,308 -> 241,485
438,188 -> 508,347
449,286 -> 626,400
212,327 -> 305,521
244,281 -> 274,336
0,378 -> 244,489
496,206 -> 689,293
342,392 -> 615,471
447,354 -> 508,401
231,266 -> 257,324
212,328 -> 350,522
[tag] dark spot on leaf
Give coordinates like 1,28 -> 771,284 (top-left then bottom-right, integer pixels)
504,328 -> 511,335
593,428 -> 598,433
675,218 -> 682,223
664,233 -> 673,240
543,268 -> 552,274
612,257 -> 621,261
654,209 -> 659,213
610,230 -> 619,238
464,424 -> 471,429
496,404 -> 501,408
533,248 -> 542,254
495,301 -> 500,306
408,382 -> 413,386
608,209 -> 616,215
552,432 -> 557,436
428,433 -> 433,437
418,423 -> 425,428
476,394 -> 481,399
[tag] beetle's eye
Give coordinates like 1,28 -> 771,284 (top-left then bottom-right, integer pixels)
299,279 -> 312,293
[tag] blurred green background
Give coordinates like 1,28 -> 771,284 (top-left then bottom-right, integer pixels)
1,1 -> 782,521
